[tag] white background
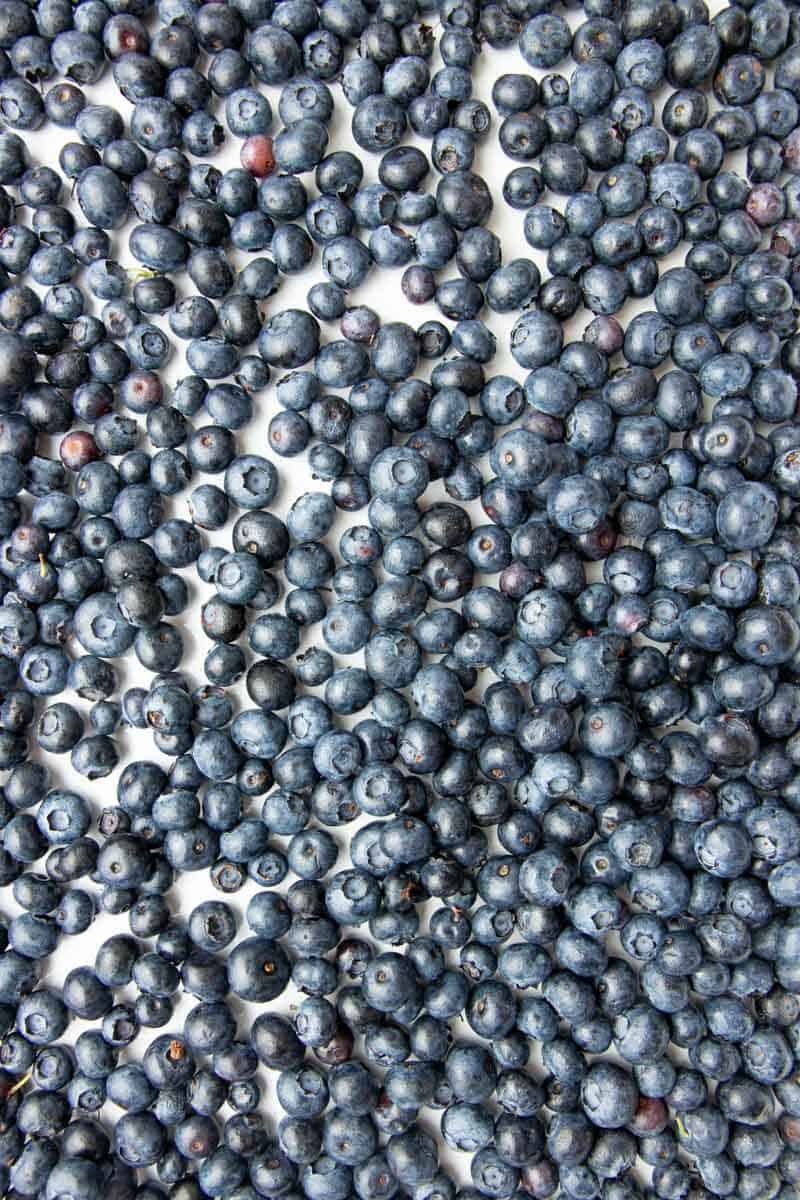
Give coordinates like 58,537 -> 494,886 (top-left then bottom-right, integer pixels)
16,0 -> 747,1189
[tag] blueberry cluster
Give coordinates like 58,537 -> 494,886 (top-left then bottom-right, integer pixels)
0,0 -> 799,1199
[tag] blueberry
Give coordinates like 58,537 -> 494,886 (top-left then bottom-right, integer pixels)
2,2 -> 800,1188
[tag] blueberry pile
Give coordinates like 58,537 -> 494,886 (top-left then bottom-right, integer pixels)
0,0 -> 800,1198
